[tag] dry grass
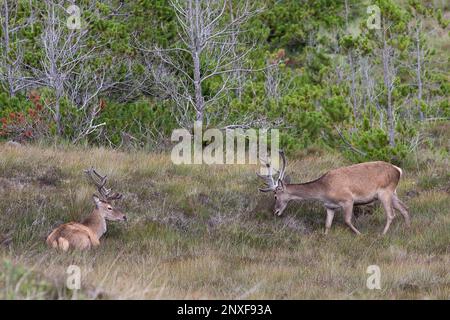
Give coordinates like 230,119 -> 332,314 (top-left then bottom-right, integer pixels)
0,125 -> 449,299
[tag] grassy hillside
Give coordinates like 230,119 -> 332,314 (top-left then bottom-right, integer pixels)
0,123 -> 449,299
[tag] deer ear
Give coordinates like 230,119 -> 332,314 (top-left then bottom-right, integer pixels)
93,194 -> 101,207
283,174 -> 291,184
277,179 -> 285,190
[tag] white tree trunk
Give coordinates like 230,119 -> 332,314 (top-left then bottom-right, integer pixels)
382,28 -> 396,147
415,22 -> 424,121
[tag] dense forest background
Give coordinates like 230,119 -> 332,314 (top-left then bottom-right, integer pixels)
0,0 -> 449,164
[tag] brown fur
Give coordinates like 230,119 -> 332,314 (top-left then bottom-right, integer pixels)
46,222 -> 100,251
271,161 -> 410,235
46,196 -> 126,251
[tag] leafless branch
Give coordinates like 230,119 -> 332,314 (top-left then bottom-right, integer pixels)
140,0 -> 263,127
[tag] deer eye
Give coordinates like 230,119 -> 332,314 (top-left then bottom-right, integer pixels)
107,207 -> 112,211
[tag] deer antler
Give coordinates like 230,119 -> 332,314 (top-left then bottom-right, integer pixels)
256,151 -> 287,192
278,150 -> 287,183
84,167 -> 122,201
256,162 -> 277,192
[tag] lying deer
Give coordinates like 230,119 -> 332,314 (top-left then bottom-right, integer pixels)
257,151 -> 410,235
46,168 -> 126,251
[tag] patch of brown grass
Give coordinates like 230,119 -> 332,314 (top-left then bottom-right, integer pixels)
0,132 -> 449,299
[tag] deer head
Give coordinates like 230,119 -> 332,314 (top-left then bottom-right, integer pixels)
85,168 -> 126,222
257,150 -> 290,216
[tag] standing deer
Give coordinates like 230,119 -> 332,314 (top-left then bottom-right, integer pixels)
46,168 -> 126,251
257,151 -> 410,235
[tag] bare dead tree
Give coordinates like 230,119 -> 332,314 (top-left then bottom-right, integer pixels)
30,0 -> 85,134
228,0 -> 247,102
264,49 -> 292,103
344,0 -> 358,123
414,20 -> 425,121
142,0 -> 262,128
381,23 -> 398,147
29,0 -> 113,139
360,56 -> 384,128
265,59 -> 281,101
0,0 -> 34,96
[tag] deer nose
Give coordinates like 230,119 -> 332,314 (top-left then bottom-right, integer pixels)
123,215 -> 127,221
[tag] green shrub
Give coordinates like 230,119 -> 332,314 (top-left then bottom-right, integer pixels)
0,259 -> 57,299
95,99 -> 177,146
0,91 -> 49,142
341,128 -> 409,165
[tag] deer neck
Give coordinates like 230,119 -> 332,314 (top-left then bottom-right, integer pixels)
82,209 -> 107,239
286,180 -> 325,201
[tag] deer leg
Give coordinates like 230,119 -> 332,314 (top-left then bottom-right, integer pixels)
324,208 -> 335,235
392,194 -> 411,228
380,192 -> 395,235
342,202 -> 361,235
